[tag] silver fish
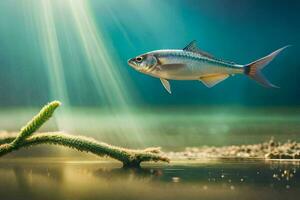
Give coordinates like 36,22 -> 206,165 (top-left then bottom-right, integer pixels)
128,40 -> 289,94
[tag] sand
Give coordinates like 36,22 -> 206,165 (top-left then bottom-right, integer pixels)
163,139 -> 300,160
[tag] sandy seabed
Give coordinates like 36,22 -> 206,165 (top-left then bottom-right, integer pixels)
164,139 -> 300,160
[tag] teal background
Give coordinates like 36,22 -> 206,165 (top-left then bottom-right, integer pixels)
0,0 -> 299,107
0,0 -> 299,151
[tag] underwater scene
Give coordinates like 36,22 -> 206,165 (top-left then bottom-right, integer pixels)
0,0 -> 299,199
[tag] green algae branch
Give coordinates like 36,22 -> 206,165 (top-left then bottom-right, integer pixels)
0,101 -> 169,168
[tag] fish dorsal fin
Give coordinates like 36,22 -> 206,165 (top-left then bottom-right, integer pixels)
199,74 -> 229,88
183,40 -> 235,64
183,40 -> 214,59
160,78 -> 171,94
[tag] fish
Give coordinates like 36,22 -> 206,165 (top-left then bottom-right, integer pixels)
127,40 -> 289,94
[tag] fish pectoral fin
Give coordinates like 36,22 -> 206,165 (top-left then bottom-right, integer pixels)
160,78 -> 171,94
199,74 -> 229,88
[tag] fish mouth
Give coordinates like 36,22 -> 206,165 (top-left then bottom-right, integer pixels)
127,59 -> 138,69
127,59 -> 134,67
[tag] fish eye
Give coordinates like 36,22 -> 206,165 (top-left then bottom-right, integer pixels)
135,57 -> 143,62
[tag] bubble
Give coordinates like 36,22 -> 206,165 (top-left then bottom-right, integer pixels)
172,177 -> 180,183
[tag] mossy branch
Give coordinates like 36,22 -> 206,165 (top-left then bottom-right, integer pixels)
12,101 -> 61,146
0,101 -> 168,168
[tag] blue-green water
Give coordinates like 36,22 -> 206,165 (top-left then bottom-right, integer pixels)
0,0 -> 299,146
0,107 -> 299,155
0,0 -> 299,107
0,1 -> 299,200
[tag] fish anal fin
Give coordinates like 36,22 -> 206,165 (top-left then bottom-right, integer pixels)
183,40 -> 214,59
199,74 -> 229,88
160,78 -> 171,94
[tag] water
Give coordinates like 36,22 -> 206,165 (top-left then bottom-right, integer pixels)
0,107 -> 299,150
0,159 -> 299,200
0,0 -> 299,144
0,1 -> 300,199
0,0 -> 299,107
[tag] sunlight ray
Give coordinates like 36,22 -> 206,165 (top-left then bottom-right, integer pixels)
22,0 -> 144,146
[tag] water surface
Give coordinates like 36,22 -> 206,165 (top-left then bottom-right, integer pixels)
0,159 -> 299,200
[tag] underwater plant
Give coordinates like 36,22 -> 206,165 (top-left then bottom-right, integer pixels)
0,101 -> 169,168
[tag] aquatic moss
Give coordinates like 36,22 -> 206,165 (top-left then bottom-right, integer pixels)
0,101 -> 169,168
12,101 -> 61,146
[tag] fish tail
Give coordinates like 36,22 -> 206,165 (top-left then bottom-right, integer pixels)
244,45 -> 290,88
